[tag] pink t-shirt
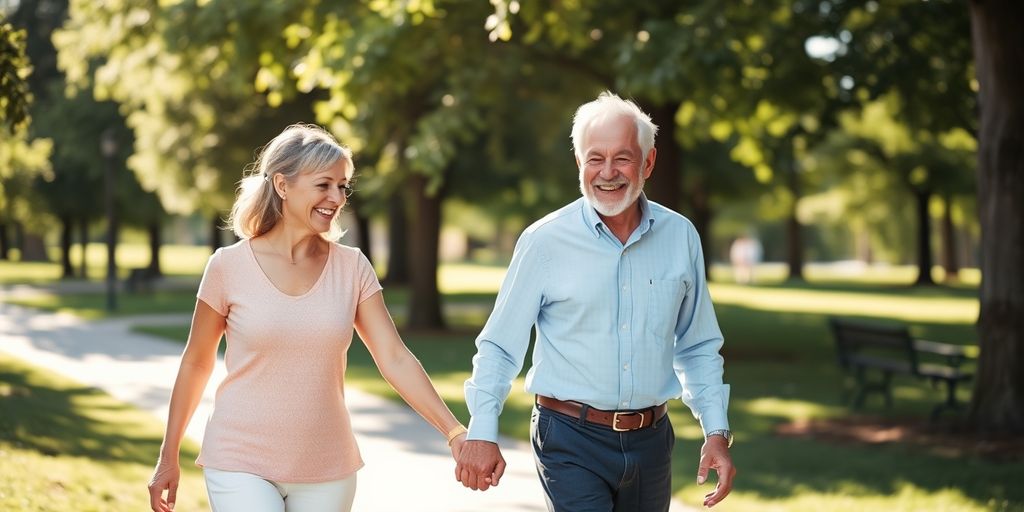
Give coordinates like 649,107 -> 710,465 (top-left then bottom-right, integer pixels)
194,239 -> 382,482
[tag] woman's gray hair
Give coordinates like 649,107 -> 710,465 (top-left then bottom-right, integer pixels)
229,123 -> 353,240
570,91 -> 658,163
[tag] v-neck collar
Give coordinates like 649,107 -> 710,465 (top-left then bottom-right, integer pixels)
246,238 -> 332,299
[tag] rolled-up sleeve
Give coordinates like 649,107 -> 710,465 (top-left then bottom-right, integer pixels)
673,227 -> 730,435
464,231 -> 547,442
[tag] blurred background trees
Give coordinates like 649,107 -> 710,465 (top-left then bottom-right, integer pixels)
2,0 -> 1019,432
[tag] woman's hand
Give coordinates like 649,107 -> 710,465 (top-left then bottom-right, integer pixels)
147,457 -> 181,512
449,432 -> 467,460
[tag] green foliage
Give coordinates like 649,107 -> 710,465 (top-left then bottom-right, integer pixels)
0,20 -> 52,229
0,22 -> 32,131
830,0 -> 975,134
0,129 -> 52,229
55,0 -> 321,216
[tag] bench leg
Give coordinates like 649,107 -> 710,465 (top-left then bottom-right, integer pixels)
851,368 -> 894,409
929,379 -> 963,422
852,368 -> 868,408
882,372 -> 894,408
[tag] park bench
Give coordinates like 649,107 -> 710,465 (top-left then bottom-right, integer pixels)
124,266 -> 161,293
828,317 -> 975,421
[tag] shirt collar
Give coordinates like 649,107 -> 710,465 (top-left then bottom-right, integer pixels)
581,193 -> 656,239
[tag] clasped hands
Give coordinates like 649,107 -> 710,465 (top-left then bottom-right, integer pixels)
453,440 -> 506,491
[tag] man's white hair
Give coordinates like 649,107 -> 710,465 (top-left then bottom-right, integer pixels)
570,91 -> 658,162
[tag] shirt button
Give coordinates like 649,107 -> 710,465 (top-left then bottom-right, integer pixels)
621,324 -> 628,330
622,285 -> 628,291
622,401 -> 628,406
623,364 -> 630,370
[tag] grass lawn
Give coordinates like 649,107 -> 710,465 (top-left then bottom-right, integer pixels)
5,254 -> 1019,510
0,353 -> 207,512
0,244 -> 214,284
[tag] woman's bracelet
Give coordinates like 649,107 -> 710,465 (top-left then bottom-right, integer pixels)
446,424 -> 468,446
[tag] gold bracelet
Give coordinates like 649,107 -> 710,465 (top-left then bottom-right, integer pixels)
446,424 -> 468,445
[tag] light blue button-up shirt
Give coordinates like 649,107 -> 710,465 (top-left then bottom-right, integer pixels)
465,194 -> 730,442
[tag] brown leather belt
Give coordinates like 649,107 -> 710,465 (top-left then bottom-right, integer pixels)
536,395 -> 667,432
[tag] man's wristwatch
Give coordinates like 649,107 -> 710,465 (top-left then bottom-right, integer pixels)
705,429 -> 733,448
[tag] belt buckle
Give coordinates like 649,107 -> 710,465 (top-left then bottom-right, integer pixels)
612,410 -> 647,432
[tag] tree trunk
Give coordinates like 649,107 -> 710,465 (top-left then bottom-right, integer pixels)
785,164 -> 805,281
147,221 -> 162,277
20,232 -> 48,261
406,173 -> 445,330
209,215 -> 223,252
688,178 -> 714,281
967,0 -> 1024,433
354,208 -> 373,265
0,223 -> 9,260
913,189 -> 936,286
60,215 -> 74,278
856,228 -> 874,265
384,194 -> 410,285
941,194 -> 960,282
641,101 -> 682,213
78,217 -> 89,279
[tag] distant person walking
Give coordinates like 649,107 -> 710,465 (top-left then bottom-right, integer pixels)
729,233 -> 762,285
456,92 -> 736,510
147,124 -> 467,512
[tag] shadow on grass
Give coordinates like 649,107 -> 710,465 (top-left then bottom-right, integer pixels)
0,364 -> 199,465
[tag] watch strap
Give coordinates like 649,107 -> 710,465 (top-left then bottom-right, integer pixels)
705,429 -> 733,448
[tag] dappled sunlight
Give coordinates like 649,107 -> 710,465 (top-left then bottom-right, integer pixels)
710,283 -> 978,324
739,397 -> 843,422
710,263 -> 981,288
439,263 -> 507,293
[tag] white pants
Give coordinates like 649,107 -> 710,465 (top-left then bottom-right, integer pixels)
204,468 -> 357,512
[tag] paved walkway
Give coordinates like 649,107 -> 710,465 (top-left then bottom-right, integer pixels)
0,285 -> 694,511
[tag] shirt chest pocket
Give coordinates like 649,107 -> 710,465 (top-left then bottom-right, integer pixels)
646,278 -> 687,339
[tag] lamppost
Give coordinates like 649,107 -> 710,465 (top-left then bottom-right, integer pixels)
100,128 -> 118,312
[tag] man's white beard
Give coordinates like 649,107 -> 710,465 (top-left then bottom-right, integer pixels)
580,174 -> 645,217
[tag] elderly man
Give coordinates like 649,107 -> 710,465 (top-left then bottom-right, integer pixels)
456,92 -> 735,511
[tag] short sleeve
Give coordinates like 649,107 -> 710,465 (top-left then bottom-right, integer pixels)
197,249 -> 229,316
356,251 -> 383,304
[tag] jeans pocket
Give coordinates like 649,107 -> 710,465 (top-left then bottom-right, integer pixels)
533,409 -> 555,451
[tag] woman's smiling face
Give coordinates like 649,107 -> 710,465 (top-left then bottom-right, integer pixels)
279,159 -> 352,235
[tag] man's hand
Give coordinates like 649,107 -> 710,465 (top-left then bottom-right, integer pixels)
696,435 -> 736,508
455,440 -> 506,491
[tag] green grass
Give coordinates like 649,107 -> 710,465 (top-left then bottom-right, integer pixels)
0,353 -> 208,512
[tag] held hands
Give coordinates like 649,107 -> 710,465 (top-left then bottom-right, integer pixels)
696,435 -> 736,508
147,457 -> 181,512
455,440 -> 506,491
449,432 -> 467,460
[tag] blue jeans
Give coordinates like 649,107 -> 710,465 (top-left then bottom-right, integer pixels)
530,404 -> 675,512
